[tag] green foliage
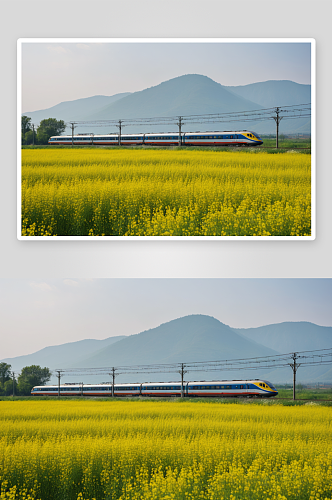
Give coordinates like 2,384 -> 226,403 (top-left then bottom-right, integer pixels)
17,365 -> 51,395
3,378 -> 17,396
21,116 -> 32,145
21,115 -> 31,135
36,129 -> 49,145
25,129 -> 37,145
0,362 -> 11,388
37,118 -> 66,144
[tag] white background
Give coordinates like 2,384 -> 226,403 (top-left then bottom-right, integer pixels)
2,0 -> 331,278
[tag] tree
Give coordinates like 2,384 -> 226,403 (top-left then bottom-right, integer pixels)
18,365 -> 51,395
37,118 -> 66,144
25,129 -> 37,145
21,116 -> 32,145
0,362 -> 11,388
4,379 -> 17,396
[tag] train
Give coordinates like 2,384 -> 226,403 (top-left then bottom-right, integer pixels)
31,379 -> 278,398
48,131 -> 263,147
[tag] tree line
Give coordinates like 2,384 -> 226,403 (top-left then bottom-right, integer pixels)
22,116 -> 66,145
0,362 -> 51,396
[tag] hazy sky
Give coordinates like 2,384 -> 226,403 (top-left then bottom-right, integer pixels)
21,41 -> 311,112
1,278 -> 330,359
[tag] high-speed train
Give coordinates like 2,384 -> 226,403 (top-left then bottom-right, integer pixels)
48,131 -> 263,147
31,379 -> 278,398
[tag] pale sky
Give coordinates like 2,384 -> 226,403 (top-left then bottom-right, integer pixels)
0,279 -> 330,359
21,41 -> 312,112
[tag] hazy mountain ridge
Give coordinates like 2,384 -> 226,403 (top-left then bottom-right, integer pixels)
74,315 -> 278,370
1,336 -> 126,373
233,322 -> 332,353
23,93 -> 131,124
225,80 -> 311,108
3,316 -> 329,384
23,75 -> 311,135
84,75 -> 263,121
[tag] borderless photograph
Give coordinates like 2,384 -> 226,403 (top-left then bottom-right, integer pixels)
1,278 -> 331,499
18,39 -> 315,239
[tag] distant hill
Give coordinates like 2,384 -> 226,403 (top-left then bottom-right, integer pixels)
23,93 -> 131,125
75,315 -> 277,366
23,75 -> 311,135
226,80 -> 311,108
1,336 -> 126,373
232,322 -> 332,383
85,74 -> 262,121
70,315 -> 279,383
226,80 -> 311,134
233,322 -> 332,353
4,317 -> 330,385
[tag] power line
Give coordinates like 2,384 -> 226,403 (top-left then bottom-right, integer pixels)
54,347 -> 331,378
31,104 -> 311,133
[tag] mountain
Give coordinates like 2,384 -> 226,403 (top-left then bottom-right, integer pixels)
23,93 -> 131,125
1,336 -> 126,373
22,75 -> 311,135
226,80 -> 311,109
232,322 -> 332,383
74,315 -> 277,367
86,74 -> 262,121
69,315 -> 280,383
4,317 -> 330,386
226,80 -> 311,134
233,322 -> 332,353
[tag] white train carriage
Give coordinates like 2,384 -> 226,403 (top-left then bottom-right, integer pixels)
31,379 -> 277,398
113,383 -> 142,396
141,382 -> 183,397
48,130 -> 263,147
187,379 -> 277,398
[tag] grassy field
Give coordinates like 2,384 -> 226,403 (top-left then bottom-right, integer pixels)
0,399 -> 331,500
258,137 -> 311,151
276,388 -> 332,400
21,148 -> 311,237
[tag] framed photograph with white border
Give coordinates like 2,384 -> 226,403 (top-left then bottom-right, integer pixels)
18,38 -> 315,240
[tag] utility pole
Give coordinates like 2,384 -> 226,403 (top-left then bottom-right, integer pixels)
117,120 -> 122,146
273,107 -> 283,149
12,371 -> 15,398
178,363 -> 188,398
56,370 -> 62,398
32,124 -> 35,146
289,353 -> 301,401
70,122 -> 75,147
109,368 -> 117,397
177,116 -> 183,147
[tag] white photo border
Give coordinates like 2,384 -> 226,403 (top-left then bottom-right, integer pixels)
17,38 -> 316,241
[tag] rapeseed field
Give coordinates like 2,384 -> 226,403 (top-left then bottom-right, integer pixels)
21,149 -> 311,236
0,400 -> 331,500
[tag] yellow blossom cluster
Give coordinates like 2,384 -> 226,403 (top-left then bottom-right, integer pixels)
21,149 -> 311,236
0,400 -> 331,499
